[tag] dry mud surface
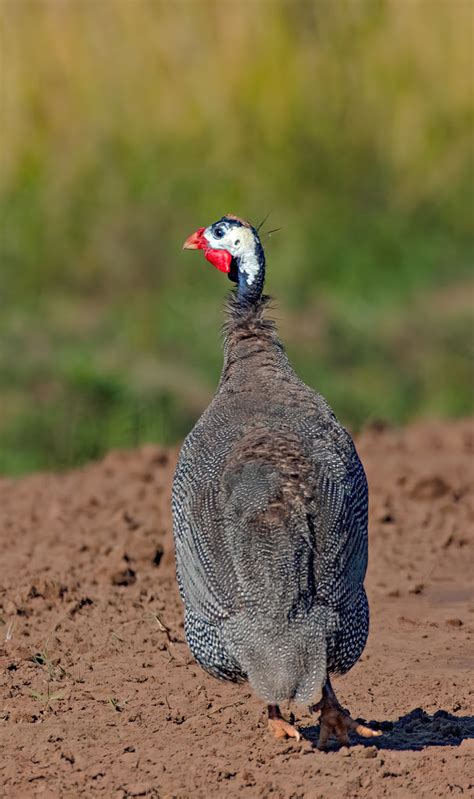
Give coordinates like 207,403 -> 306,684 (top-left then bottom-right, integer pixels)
0,420 -> 473,798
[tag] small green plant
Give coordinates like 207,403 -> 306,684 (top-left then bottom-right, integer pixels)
4,621 -> 15,642
144,611 -> 171,637
30,641 -> 65,681
108,696 -> 129,713
144,611 -> 179,660
30,684 -> 64,710
29,637 -> 67,711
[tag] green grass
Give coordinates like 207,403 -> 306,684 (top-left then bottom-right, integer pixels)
0,0 -> 472,475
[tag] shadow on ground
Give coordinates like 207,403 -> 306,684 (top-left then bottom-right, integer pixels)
302,708 -> 474,752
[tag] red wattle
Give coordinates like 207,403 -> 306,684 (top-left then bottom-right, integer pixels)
204,248 -> 232,273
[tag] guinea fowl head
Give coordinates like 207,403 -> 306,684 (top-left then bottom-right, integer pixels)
183,215 -> 265,304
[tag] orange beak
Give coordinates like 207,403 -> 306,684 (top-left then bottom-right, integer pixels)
183,227 -> 206,250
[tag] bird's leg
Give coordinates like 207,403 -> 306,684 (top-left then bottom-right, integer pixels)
310,676 -> 381,750
267,704 -> 301,742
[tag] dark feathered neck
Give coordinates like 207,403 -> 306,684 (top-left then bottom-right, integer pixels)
229,233 -> 266,306
224,292 -> 277,340
219,292 -> 289,388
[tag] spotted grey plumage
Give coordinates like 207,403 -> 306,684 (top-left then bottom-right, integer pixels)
172,216 -> 380,745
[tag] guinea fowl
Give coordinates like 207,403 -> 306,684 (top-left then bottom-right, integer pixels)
172,215 -> 381,747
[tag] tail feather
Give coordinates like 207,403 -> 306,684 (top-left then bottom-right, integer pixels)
223,609 -> 328,704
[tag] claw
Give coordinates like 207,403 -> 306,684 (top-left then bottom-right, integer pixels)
311,678 -> 382,750
267,704 -> 301,743
268,717 -> 301,742
351,719 -> 382,739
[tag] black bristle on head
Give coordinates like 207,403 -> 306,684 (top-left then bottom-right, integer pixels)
256,211 -> 272,233
264,227 -> 282,237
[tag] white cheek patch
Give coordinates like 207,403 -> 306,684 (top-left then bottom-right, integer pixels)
239,251 -> 260,286
204,223 -> 261,286
233,227 -> 260,286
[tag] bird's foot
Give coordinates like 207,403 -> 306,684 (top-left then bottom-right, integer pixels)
268,717 -> 301,742
267,705 -> 301,742
310,678 -> 381,750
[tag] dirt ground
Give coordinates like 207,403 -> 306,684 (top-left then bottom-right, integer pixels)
0,419 -> 473,798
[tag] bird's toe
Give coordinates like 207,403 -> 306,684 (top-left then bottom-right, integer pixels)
268,718 -> 301,742
348,719 -> 382,738
316,702 -> 381,749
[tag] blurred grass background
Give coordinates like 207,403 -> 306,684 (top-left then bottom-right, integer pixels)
0,0 -> 472,475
